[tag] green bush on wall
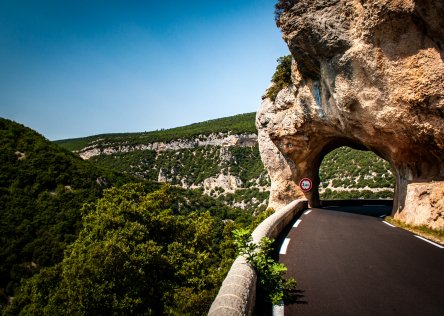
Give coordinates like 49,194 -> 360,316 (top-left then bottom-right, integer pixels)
265,55 -> 293,101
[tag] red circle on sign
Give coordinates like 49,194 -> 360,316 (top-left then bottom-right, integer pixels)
299,178 -> 312,192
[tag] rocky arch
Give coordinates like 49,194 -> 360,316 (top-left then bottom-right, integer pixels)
257,0 -> 444,229
294,138 -> 377,207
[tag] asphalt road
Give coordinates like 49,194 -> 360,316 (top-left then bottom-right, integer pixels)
276,205 -> 444,316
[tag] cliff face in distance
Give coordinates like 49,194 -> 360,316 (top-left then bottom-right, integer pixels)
58,112 -> 395,211
259,0 -> 444,228
57,114 -> 272,211
77,132 -> 271,211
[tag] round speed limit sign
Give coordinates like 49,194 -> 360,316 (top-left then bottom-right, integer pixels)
299,178 -> 312,192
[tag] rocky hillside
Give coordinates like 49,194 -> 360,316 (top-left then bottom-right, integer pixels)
57,113 -> 395,208
57,114 -> 270,210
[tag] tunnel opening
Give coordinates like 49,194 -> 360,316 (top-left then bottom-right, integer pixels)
317,146 -> 395,202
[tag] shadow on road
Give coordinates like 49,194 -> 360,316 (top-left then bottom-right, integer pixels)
277,200 -> 394,310
321,199 -> 393,218
285,289 -> 308,305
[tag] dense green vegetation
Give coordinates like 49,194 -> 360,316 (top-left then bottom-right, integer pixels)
221,188 -> 269,208
155,147 -> 222,185
228,146 -> 266,187
319,147 -> 394,199
0,113 -> 397,314
0,118 -> 136,306
88,144 -> 270,209
90,149 -> 158,180
265,55 -> 293,101
4,184 -> 261,315
321,189 -> 394,200
0,119 -> 265,314
0,119 -> 269,315
234,228 -> 296,306
56,113 -> 257,152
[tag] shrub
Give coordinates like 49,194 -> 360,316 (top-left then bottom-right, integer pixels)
5,184 -> 228,315
265,55 -> 293,101
233,228 -> 296,305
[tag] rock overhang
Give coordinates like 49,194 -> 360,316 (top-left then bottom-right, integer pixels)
258,0 -> 444,228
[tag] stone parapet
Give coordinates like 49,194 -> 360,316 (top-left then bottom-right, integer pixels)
208,199 -> 308,316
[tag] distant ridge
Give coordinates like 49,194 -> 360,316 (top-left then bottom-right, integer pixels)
55,112 -> 256,152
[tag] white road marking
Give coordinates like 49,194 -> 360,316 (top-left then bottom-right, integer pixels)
272,302 -> 284,316
280,238 -> 291,255
414,235 -> 444,249
304,210 -> 312,215
293,219 -> 302,228
382,221 -> 396,227
379,214 -> 386,218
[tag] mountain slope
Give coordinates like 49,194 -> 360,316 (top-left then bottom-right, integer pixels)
57,113 -> 395,202
0,118 -> 135,303
0,114 -> 395,313
319,147 -> 394,199
0,117 -> 261,312
55,112 -> 257,152
56,113 -> 270,210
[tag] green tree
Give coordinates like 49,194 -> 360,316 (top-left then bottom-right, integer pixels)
5,184 -> 226,315
265,55 -> 293,101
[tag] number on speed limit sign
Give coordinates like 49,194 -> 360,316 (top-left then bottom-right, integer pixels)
299,178 -> 312,192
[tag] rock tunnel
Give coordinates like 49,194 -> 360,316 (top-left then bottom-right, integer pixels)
257,0 -> 444,229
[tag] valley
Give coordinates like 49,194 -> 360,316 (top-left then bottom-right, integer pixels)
0,112 -> 394,314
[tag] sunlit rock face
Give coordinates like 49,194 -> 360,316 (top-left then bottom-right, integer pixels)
257,0 -> 444,228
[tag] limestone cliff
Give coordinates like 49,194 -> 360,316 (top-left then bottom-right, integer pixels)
259,0 -> 444,228
72,132 -> 270,210
77,133 -> 257,160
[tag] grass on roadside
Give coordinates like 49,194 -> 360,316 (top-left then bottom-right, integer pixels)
385,217 -> 444,245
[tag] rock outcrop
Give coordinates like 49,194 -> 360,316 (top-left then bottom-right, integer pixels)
203,174 -> 243,193
257,94 -> 301,210
258,0 -> 444,228
77,133 -> 257,160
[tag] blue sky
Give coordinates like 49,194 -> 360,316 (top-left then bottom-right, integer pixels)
0,0 -> 289,140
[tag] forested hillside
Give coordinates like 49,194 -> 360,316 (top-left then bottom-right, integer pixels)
320,147 -> 394,199
0,118 -> 135,306
0,118 -> 260,314
56,113 -> 257,152
4,184 -> 266,315
0,114 -> 396,314
56,113 -> 271,210
58,113 -> 395,202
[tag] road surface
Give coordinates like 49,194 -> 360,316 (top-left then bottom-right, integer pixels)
276,205 -> 444,316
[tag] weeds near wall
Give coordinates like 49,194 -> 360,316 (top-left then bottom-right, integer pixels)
385,217 -> 444,245
233,228 -> 297,305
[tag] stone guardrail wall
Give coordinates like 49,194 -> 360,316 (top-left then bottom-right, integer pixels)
208,199 -> 308,316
